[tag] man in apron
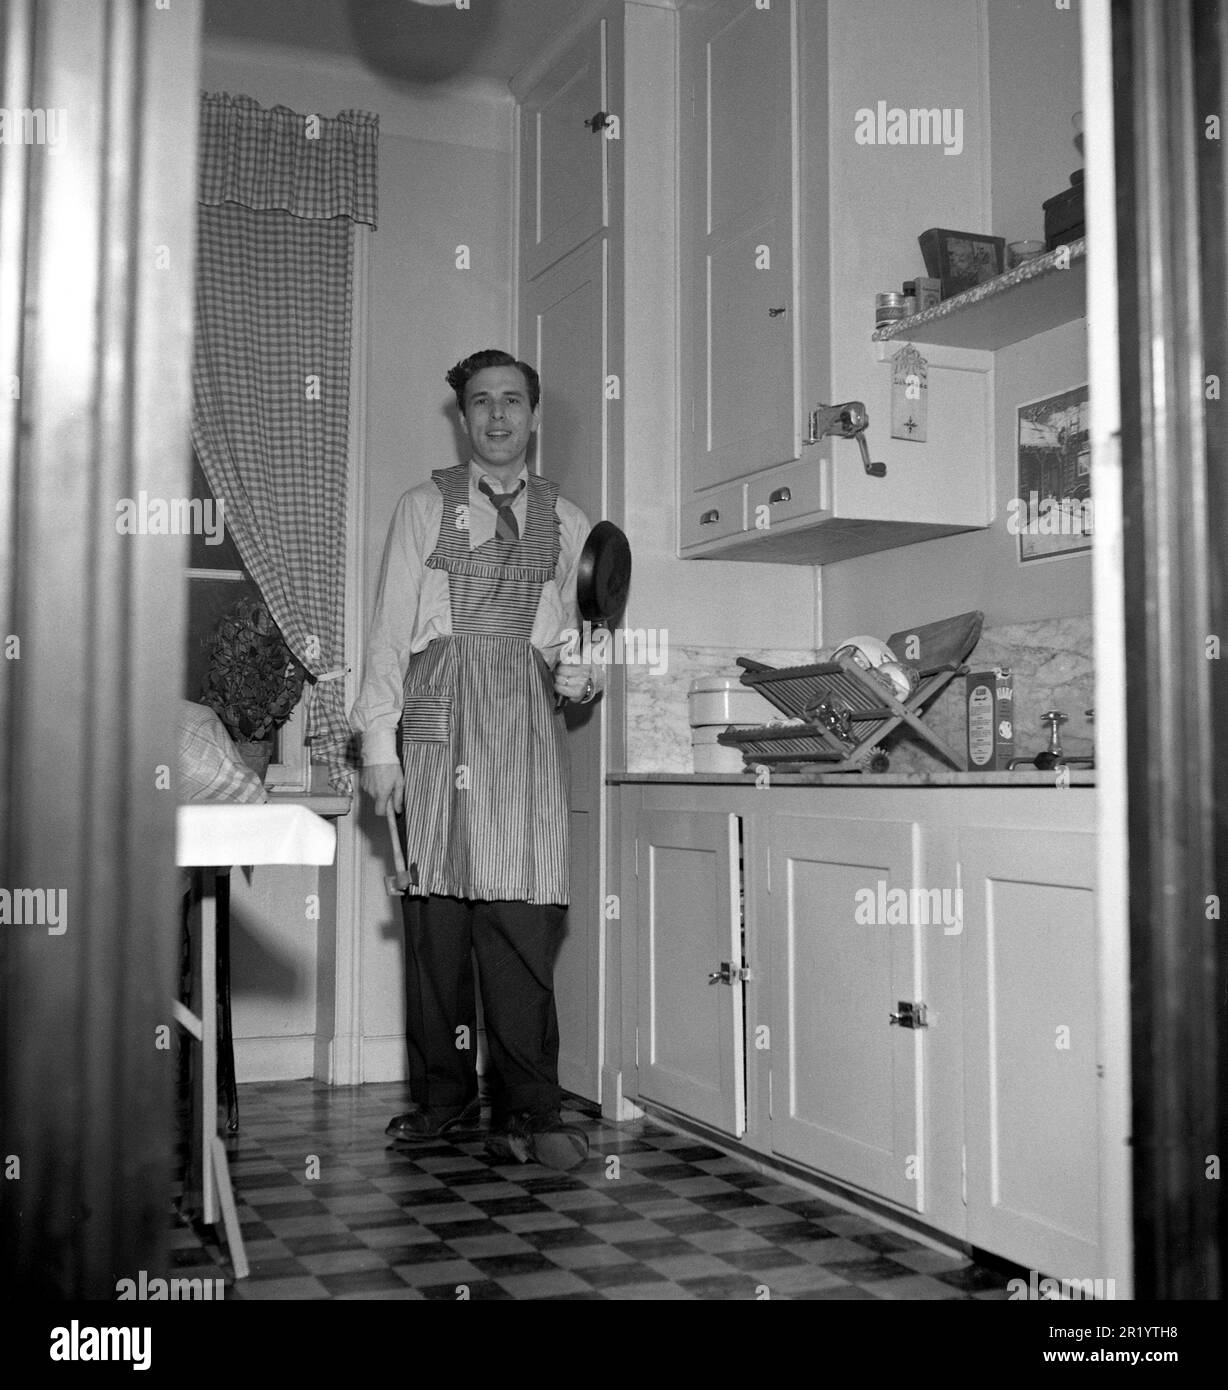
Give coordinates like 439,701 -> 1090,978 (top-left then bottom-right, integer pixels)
351,349 -> 600,1171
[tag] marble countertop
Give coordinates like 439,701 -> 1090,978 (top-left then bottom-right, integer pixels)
608,770 -> 1096,788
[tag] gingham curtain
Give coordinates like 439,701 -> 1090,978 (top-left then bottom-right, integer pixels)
191,93 -> 378,791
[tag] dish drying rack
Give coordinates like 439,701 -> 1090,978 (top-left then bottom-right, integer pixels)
717,612 -> 984,773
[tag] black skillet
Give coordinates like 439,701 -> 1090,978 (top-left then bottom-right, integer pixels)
577,520 -> 632,626
557,520 -> 632,706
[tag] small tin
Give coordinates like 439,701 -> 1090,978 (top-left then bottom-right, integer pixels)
875,291 -> 908,327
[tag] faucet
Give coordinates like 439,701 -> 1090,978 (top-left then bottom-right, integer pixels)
1007,710 -> 1095,770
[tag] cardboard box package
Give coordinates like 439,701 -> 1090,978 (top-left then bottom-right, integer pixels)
966,668 -> 1014,770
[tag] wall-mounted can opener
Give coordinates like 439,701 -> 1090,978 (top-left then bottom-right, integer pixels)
384,806 -> 419,896
803,401 -> 886,477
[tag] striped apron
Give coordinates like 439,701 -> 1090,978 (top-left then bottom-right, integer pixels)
399,463 -> 570,905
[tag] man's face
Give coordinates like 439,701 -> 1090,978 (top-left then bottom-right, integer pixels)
460,365 -> 539,473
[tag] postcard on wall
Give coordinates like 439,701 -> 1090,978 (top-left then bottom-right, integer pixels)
1013,384 -> 1092,563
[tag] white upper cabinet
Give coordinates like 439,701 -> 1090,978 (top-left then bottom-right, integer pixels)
682,0 -> 797,493
679,0 -> 996,565
519,22 -> 610,282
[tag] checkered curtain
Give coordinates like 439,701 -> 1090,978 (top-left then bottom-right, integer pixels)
191,93 -> 378,791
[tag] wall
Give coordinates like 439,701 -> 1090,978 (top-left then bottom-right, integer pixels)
824,319 -> 1091,638
820,0 -> 1091,761
200,38 -> 514,1082
988,0 -> 1084,249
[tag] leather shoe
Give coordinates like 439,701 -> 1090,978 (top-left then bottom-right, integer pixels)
386,1096 -> 481,1142
485,1110 -> 587,1171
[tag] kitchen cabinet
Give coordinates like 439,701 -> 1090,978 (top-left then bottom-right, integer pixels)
760,814 -> 923,1209
960,825 -> 1101,1276
678,0 -> 995,565
518,21 -> 610,282
679,0 -> 797,496
615,779 -> 1111,1279
632,809 -> 746,1136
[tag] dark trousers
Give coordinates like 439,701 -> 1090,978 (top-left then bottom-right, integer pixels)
401,894 -> 567,1117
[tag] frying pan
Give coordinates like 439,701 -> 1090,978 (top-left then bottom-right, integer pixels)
558,521 -> 631,706
576,520 -> 632,627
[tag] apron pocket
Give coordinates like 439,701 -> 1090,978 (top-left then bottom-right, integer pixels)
400,693 -> 452,743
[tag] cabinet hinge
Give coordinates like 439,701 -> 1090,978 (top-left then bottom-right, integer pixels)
634,1026 -> 639,1068
961,1144 -> 967,1206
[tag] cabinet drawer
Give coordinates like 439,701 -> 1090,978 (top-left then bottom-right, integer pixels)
681,483 -> 746,549
746,456 -> 827,531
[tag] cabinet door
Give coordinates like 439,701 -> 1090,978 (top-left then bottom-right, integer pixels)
960,828 -> 1100,1277
519,22 -> 608,282
681,0 -> 797,495
765,815 -> 924,1210
635,809 -> 745,1136
520,237 -> 608,1102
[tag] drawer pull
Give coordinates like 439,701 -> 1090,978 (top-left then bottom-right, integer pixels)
769,487 -> 791,504
699,509 -> 720,525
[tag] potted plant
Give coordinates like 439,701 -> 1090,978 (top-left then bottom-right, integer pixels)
199,595 -> 308,780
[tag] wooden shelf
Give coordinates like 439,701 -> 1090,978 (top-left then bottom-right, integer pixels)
873,237 -> 1087,350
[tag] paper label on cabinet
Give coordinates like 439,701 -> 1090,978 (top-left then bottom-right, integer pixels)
890,344 -> 928,442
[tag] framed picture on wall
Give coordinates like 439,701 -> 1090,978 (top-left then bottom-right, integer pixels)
918,228 -> 1006,298
1012,383 -> 1092,563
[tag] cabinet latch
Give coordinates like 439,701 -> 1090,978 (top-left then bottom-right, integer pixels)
584,110 -> 612,132
888,1001 -> 929,1029
708,961 -> 752,987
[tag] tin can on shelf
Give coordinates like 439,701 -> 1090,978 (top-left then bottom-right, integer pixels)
875,291 -> 908,327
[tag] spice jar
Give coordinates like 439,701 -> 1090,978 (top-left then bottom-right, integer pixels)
875,291 -> 908,327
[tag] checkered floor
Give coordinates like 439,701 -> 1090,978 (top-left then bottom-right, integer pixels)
170,1080 -> 1015,1301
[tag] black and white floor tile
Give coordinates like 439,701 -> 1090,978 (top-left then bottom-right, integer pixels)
170,1080 -> 1015,1302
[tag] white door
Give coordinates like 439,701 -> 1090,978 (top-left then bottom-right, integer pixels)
766,815 -> 924,1209
636,809 -> 745,1135
521,235 -> 608,1101
961,827 -> 1101,1278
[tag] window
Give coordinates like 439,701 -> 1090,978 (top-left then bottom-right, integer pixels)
183,456 -> 309,791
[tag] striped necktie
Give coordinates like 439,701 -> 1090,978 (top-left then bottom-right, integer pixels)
478,476 -> 525,541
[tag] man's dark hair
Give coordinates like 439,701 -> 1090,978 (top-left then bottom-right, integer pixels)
446,349 -> 541,413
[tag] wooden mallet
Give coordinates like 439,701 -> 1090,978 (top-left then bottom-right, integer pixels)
384,805 -> 418,895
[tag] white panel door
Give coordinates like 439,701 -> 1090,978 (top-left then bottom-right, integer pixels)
682,0 -> 797,493
636,810 -> 745,1136
767,815 -> 925,1209
961,827 -> 1101,1278
521,236 -> 607,1101
520,22 -> 608,282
